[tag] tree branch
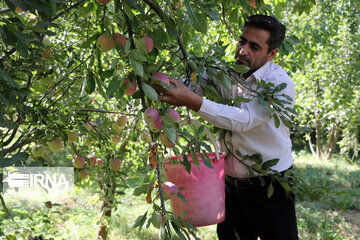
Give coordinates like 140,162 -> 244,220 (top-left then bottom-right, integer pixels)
0,8 -> 11,15
142,0 -> 188,60
221,4 -> 236,40
73,108 -> 137,116
38,51 -> 94,106
49,0 -> 87,22
123,7 -> 147,109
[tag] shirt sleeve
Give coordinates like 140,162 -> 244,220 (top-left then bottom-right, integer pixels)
196,98 -> 271,132
196,75 -> 296,133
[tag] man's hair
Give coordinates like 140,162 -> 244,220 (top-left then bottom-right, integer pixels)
244,15 -> 286,52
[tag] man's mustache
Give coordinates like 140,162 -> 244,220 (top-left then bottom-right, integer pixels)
235,56 -> 250,65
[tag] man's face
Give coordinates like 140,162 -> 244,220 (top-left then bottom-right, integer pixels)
235,26 -> 278,71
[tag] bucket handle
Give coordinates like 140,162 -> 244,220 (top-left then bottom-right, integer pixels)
178,118 -> 220,160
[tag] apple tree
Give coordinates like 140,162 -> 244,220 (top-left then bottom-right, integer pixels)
0,0 -> 315,239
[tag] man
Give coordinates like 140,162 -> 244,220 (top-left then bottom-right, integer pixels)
155,15 -> 298,240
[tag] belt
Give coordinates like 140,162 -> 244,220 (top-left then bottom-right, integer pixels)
225,167 -> 292,190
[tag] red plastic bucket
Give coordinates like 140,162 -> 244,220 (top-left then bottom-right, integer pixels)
164,152 -> 226,227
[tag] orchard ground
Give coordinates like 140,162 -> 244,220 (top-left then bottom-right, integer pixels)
1,152 -> 360,240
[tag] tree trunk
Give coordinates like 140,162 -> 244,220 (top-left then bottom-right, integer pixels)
314,76 -> 323,159
96,179 -> 115,240
326,127 -> 339,159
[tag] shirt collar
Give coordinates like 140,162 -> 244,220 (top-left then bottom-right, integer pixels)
248,61 -> 271,82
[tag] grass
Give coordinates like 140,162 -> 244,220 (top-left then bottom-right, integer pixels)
1,152 -> 360,240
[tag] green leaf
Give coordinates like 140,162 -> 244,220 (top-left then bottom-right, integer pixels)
80,34 -> 99,48
199,141 -> 212,152
181,155 -> 192,174
100,69 -> 115,79
262,158 -> 279,169
129,55 -> 144,77
0,121 -> 17,129
285,107 -> 297,115
284,41 -> 295,52
267,182 -> 274,198
164,127 -> 176,144
185,2 -> 208,34
106,80 -> 121,97
130,49 -> 147,62
232,64 -> 250,73
200,151 -> 214,169
133,184 -> 148,196
132,211 -> 148,228
0,70 -> 19,88
274,83 -> 287,92
190,151 -> 199,167
177,192 -> 186,203
85,72 -> 95,94
142,83 -> 158,101
273,113 -> 280,128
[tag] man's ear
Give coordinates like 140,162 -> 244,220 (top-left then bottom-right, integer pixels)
267,48 -> 279,61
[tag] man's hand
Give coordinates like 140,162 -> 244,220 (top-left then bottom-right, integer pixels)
152,78 -> 203,112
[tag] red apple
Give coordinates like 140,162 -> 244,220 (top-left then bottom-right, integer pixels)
167,109 -> 180,123
88,155 -> 97,167
67,131 -> 78,142
32,145 -> 46,158
140,132 -> 152,143
143,37 -> 154,53
42,48 -> 52,58
114,33 -> 128,46
247,0 -> 257,9
96,33 -> 115,52
116,116 -> 127,126
47,139 -> 63,152
73,156 -> 85,169
152,72 -> 170,86
159,132 -> 177,148
123,78 -> 137,95
79,169 -> 88,180
144,108 -> 159,122
149,117 -> 163,133
97,159 -> 104,168
162,182 -> 178,200
110,159 -> 121,171
111,135 -> 121,145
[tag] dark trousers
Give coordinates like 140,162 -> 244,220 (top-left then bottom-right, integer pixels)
217,175 -> 299,240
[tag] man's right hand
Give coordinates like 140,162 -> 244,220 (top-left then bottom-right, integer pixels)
152,78 -> 203,112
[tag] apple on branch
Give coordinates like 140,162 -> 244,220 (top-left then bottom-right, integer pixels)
149,116 -> 163,133
67,131 -> 78,142
79,169 -> 88,180
162,182 -> 179,200
88,155 -> 97,167
144,108 -> 159,123
123,78 -> 137,95
166,109 -> 181,123
159,131 -> 178,148
114,33 -> 128,47
73,156 -> 85,169
96,33 -> 115,52
151,72 -> 170,86
32,145 -> 46,158
47,139 -> 63,152
109,159 -> 121,171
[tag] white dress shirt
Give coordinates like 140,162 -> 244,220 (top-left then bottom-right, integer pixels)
196,61 -> 296,178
